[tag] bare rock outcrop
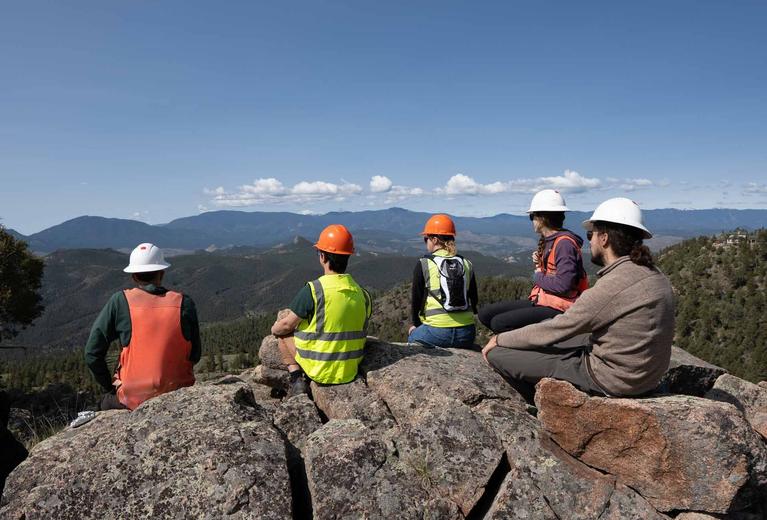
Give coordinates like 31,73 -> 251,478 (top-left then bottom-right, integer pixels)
706,373 -> 767,439
659,345 -> 727,396
3,339 -> 766,519
535,378 -> 767,514
1,379 -> 292,519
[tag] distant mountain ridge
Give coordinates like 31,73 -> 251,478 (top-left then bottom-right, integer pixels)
12,208 -> 767,256
10,240 -> 528,352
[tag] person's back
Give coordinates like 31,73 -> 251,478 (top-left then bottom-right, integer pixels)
294,272 -> 370,384
117,287 -> 195,409
271,225 -> 372,395
585,257 -> 674,395
85,243 -> 201,410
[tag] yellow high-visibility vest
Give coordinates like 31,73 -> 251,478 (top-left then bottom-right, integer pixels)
294,274 -> 372,384
419,249 -> 475,328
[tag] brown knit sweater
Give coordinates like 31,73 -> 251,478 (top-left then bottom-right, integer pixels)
497,256 -> 675,396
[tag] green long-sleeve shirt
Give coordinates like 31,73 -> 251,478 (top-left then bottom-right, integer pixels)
84,284 -> 202,392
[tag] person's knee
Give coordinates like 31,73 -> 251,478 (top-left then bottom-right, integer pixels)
477,307 -> 493,328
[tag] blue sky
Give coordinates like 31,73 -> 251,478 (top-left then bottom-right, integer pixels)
1,1 -> 766,234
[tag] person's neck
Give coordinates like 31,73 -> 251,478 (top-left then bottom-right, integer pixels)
322,265 -> 340,276
602,248 -> 622,267
541,227 -> 559,238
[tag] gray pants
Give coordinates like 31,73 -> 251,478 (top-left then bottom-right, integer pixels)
486,343 -> 606,403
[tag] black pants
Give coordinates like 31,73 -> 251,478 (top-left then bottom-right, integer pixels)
478,300 -> 562,334
99,392 -> 128,411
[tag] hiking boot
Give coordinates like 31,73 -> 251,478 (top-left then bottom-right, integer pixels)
287,374 -> 308,397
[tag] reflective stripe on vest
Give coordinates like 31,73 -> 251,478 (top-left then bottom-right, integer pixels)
294,274 -> 371,384
529,235 -> 589,312
117,289 -> 195,410
419,250 -> 475,328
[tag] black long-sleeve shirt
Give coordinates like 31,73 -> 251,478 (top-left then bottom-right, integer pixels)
410,258 -> 478,327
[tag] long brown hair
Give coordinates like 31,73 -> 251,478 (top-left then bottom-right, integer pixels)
593,221 -> 655,269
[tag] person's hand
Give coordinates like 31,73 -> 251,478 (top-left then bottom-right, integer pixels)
532,251 -> 540,265
481,335 -> 498,364
408,325 -> 416,335
112,378 -> 122,390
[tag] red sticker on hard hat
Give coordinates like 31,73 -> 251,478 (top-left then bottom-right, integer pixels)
140,246 -> 147,250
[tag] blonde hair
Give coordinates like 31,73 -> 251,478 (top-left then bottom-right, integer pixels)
430,235 -> 457,256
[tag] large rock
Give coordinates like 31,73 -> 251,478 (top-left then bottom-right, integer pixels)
258,335 -> 286,371
1,380 -> 293,520
310,378 -> 396,433
706,373 -> 767,439
659,347 -> 726,397
659,346 -> 727,396
6,340 -> 764,519
303,419 -> 460,519
535,378 -> 767,514
475,399 -> 667,520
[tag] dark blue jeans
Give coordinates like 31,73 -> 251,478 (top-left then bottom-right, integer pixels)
408,324 -> 476,348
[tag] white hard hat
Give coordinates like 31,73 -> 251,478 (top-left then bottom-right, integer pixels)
582,198 -> 652,239
527,189 -> 570,213
123,243 -> 171,273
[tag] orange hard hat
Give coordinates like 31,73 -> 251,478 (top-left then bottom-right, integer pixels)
315,224 -> 355,255
421,214 -> 456,236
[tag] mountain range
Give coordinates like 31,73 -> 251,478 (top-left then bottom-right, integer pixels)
8,237 -> 529,352
8,207 -> 767,257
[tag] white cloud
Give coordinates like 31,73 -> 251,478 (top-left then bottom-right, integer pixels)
438,174 -> 509,196
435,170 -> 602,197
370,175 -> 393,193
605,177 -> 655,192
384,185 -> 425,203
744,182 -> 767,195
208,178 -> 362,207
535,169 -> 602,193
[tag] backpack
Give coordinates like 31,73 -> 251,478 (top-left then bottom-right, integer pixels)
421,254 -> 470,312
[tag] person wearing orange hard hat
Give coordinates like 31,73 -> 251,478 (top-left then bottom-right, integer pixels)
408,214 -> 478,348
271,224 -> 372,396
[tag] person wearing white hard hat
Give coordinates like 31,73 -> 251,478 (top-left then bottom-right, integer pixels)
482,197 -> 674,401
479,189 -> 589,334
85,243 -> 202,410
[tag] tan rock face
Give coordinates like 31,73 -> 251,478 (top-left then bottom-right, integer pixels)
535,378 -> 767,514
706,373 -> 767,439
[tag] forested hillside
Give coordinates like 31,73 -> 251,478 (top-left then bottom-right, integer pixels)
657,229 -> 767,382
9,239 -> 528,352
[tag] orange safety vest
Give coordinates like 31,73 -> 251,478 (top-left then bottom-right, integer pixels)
528,235 -> 590,312
116,289 -> 195,410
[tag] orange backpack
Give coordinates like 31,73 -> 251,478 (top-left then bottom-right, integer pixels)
116,289 -> 195,410
528,235 -> 589,312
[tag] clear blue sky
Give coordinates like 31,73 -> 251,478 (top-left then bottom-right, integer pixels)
1,1 -> 765,234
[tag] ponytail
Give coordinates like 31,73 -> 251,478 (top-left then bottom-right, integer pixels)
431,235 -> 458,256
536,236 -> 546,269
630,241 -> 654,269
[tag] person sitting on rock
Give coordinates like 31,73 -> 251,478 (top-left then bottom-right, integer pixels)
478,189 -> 589,334
408,214 -> 478,348
482,198 -> 674,401
271,225 -> 373,397
85,243 -> 201,410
